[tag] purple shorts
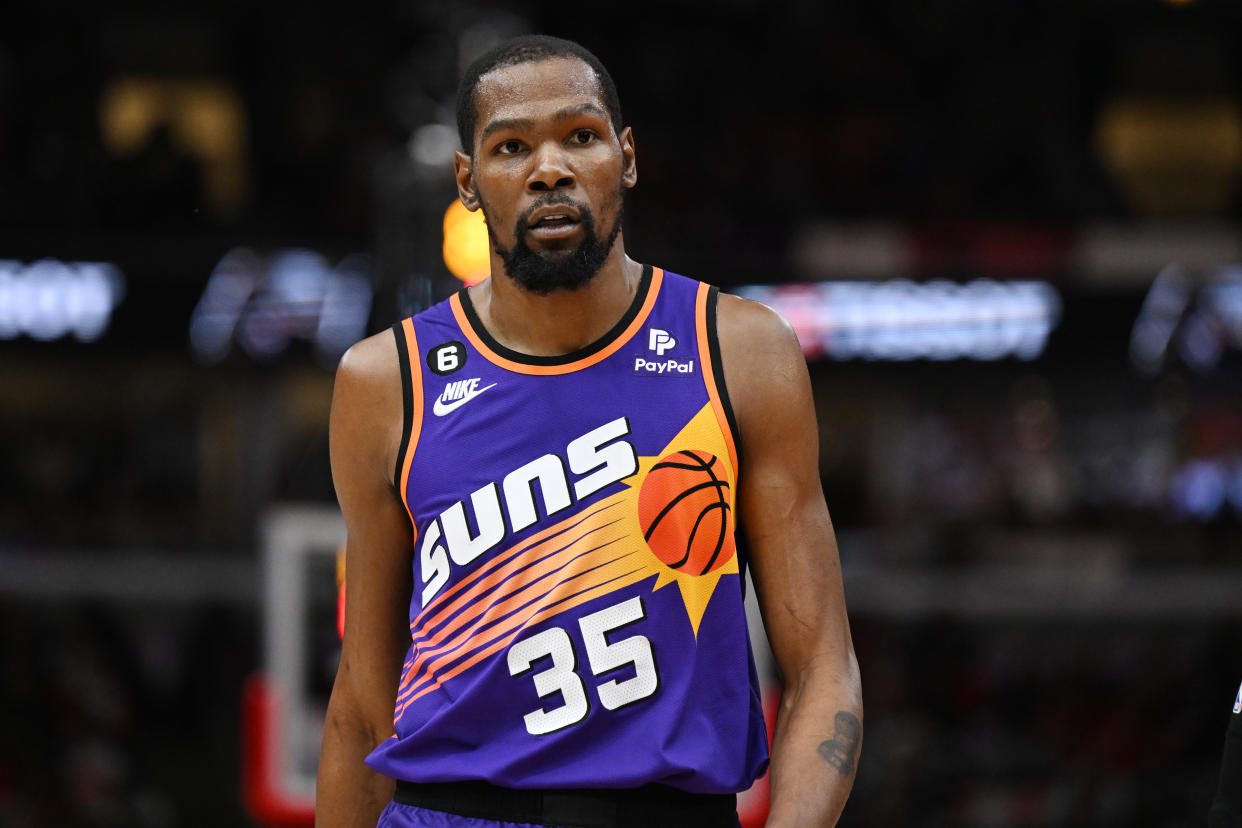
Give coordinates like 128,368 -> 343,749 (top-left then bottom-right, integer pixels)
376,799 -> 742,828
377,801 -> 558,828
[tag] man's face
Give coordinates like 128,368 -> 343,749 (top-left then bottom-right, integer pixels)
455,57 -> 637,294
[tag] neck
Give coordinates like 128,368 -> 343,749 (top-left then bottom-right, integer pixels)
468,241 -> 643,357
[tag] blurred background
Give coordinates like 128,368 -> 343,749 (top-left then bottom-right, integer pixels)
2,0 -> 1242,825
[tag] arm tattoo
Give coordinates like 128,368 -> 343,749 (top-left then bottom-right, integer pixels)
817,711 -> 861,775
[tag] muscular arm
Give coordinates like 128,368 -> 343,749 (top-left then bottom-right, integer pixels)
316,331 -> 414,828
717,294 -> 862,827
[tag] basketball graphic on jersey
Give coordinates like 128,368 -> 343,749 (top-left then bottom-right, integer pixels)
638,450 -> 732,575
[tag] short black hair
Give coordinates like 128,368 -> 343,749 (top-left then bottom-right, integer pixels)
456,35 -> 624,155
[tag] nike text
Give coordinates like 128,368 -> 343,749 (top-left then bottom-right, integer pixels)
433,377 -> 496,416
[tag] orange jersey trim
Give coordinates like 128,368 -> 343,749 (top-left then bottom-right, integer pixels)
398,317 -> 423,529
448,268 -> 665,375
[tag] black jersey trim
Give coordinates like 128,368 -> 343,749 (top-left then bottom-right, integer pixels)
706,285 -> 749,595
457,264 -> 653,366
392,322 -> 414,493
706,286 -> 743,472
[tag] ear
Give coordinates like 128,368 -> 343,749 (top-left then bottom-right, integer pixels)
454,150 -> 480,210
619,126 -> 637,189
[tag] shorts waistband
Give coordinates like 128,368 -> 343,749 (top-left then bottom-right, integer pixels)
392,779 -> 738,828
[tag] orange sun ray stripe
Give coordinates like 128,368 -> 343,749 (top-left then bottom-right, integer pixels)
396,537 -> 634,701
397,544 -> 646,702
398,317 -> 424,530
397,553 -> 645,710
395,562 -> 654,719
397,541 -> 640,703
399,543 -> 640,695
396,550 -> 644,708
448,269 -> 664,376
407,520 -> 629,666
396,567 -> 651,718
412,498 -> 625,633
412,505 -> 628,644
393,650 -> 417,707
695,282 -> 739,480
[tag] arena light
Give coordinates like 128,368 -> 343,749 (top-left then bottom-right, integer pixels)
1130,264 -> 1242,374
442,200 -> 491,284
0,259 -> 125,342
735,279 -> 1061,361
189,248 -> 373,367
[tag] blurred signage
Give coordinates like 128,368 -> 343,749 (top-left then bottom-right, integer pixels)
736,279 -> 1061,361
1130,263 -> 1242,374
0,259 -> 125,342
189,248 -> 373,367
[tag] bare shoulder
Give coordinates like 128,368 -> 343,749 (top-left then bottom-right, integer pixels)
333,328 -> 405,422
336,328 -> 401,390
330,328 -> 404,489
716,291 -> 798,346
715,292 -> 810,425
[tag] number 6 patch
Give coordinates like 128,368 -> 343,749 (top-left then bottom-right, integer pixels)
428,341 -> 466,376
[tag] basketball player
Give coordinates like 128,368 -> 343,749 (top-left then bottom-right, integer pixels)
1211,679 -> 1242,826
316,35 -> 862,828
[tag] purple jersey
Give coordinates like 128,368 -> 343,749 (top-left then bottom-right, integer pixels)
367,266 -> 769,794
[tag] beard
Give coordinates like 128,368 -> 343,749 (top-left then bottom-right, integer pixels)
482,193 -> 623,296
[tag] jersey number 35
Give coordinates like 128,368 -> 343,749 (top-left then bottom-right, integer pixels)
507,595 -> 659,735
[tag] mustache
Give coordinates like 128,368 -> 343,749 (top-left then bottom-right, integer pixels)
519,195 -> 591,228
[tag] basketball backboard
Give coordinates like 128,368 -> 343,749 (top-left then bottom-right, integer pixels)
244,505 -> 344,827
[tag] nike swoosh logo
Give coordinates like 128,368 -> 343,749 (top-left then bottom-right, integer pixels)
433,382 -> 497,416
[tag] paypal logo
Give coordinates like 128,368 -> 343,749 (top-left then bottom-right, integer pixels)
649,328 -> 676,355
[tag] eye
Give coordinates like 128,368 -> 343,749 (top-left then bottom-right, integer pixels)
569,129 -> 597,146
496,139 -> 523,155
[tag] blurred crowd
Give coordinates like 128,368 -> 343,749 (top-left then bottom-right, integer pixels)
2,2 -> 1239,258
0,603 -> 254,826
848,617 -> 1239,827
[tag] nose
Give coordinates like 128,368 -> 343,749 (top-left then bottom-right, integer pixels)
527,142 -> 574,192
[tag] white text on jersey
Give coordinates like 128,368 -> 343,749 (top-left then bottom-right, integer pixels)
418,417 -> 639,606
634,357 -> 695,375
433,378 -> 497,416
